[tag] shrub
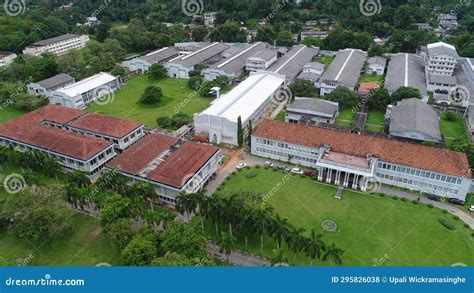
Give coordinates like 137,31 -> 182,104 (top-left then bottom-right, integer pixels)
453,216 -> 460,221
442,210 -> 448,214
378,193 -> 385,197
464,223 -> 469,228
255,165 -> 261,169
438,219 -> 455,230
428,204 -> 434,208
246,172 -> 257,179
444,112 -> 458,122
412,200 -> 419,204
401,198 -> 407,202
392,196 -> 399,200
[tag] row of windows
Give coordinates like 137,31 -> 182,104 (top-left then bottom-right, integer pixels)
256,147 -> 317,163
376,173 -> 459,195
377,162 -> 462,184
256,138 -> 317,155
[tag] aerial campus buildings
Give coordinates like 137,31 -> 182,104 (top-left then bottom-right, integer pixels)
252,120 -> 471,200
22,34 -> 90,56
0,105 -> 220,204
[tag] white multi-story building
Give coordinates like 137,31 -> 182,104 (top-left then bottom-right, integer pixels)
49,72 -> 120,109
23,34 -> 90,56
194,71 -> 286,145
252,120 -> 471,201
0,52 -> 17,67
425,42 -> 458,76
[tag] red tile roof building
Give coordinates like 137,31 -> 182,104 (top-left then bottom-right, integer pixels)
252,120 -> 471,200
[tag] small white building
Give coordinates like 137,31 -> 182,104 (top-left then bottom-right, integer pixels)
0,52 -> 17,67
367,56 -> 386,75
49,72 -> 120,109
27,74 -> 75,97
245,49 -> 278,72
285,97 -> 339,124
204,12 -> 217,27
23,34 -> 90,56
194,71 -> 286,145
301,30 -> 328,40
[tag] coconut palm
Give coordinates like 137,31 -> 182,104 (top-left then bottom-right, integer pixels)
270,249 -> 289,266
304,229 -> 326,266
218,231 -> 236,262
267,214 -> 291,251
285,227 -> 306,264
254,208 -> 270,254
240,210 -> 256,250
322,243 -> 344,265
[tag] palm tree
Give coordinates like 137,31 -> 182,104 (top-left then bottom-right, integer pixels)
218,231 -> 236,262
208,197 -> 225,239
322,243 -> 344,265
240,210 -> 256,251
270,249 -> 289,266
268,214 -> 291,251
304,229 -> 326,266
285,227 -> 306,264
254,208 -> 269,254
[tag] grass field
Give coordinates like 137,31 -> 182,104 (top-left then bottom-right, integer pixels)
313,56 -> 334,70
365,109 -> 385,132
87,76 -> 212,126
439,112 -> 469,147
276,111 -> 286,121
358,74 -> 384,84
0,108 -> 25,124
334,108 -> 355,127
0,163 -> 120,266
211,167 -> 473,266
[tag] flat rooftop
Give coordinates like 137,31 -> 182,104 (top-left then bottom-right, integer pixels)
56,72 -> 116,97
253,120 -> 470,178
322,151 -> 370,170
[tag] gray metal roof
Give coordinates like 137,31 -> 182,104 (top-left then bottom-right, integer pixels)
206,42 -> 271,75
389,98 -> 441,141
454,60 -> 474,103
142,47 -> 179,64
297,71 -> 321,81
268,45 -> 319,82
169,42 -> 230,68
368,56 -> 386,67
29,34 -> 80,47
385,53 -> 427,96
287,98 -> 339,116
303,62 -> 324,71
320,48 -> 367,89
37,74 -> 75,90
428,74 -> 457,85
249,49 -> 277,62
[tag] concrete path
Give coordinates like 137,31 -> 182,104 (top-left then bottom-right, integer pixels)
380,186 -> 474,229
206,242 -> 271,266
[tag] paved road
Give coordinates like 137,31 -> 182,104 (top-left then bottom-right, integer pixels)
206,242 -> 271,266
380,186 -> 474,229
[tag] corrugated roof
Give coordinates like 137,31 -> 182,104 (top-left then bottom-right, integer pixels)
37,74 -> 75,90
385,53 -> 427,95
28,34 -> 80,47
268,45 -> 319,82
320,49 -> 367,89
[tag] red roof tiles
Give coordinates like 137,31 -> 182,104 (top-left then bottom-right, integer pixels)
107,133 -> 178,174
147,142 -> 219,188
68,113 -> 143,138
254,120 -> 471,178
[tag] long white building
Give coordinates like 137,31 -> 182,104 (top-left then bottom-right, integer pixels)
194,71 -> 286,145
23,34 -> 90,56
49,72 -> 120,109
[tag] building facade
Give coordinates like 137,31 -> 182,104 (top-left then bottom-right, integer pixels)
23,34 -> 90,56
0,52 -> 17,67
27,74 -> 76,97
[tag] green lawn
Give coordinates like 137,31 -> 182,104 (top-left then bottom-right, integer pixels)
210,167 -> 473,266
276,110 -> 286,121
365,109 -> 385,132
0,107 -> 25,124
439,112 -> 469,147
313,55 -> 334,70
358,74 -> 384,84
86,75 -> 212,126
334,108 -> 355,127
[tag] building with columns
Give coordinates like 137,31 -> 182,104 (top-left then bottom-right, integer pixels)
251,120 -> 471,200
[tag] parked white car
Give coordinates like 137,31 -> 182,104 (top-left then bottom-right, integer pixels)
469,205 -> 474,212
236,163 -> 248,170
265,161 -> 274,167
291,168 -> 304,175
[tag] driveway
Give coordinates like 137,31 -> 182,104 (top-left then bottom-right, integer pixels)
206,242 -> 270,266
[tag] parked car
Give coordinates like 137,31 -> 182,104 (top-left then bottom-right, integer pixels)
277,165 -> 286,170
291,168 -> 304,175
448,198 -> 465,206
236,163 -> 248,170
303,170 -> 316,177
469,205 -> 474,212
265,161 -> 274,167
428,194 -> 441,202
